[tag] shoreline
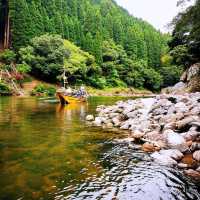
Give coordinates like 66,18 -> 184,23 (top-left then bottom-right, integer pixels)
86,92 -> 200,179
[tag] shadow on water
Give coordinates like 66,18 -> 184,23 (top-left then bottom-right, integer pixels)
0,96 -> 199,200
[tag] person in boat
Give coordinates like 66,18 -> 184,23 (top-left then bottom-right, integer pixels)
65,87 -> 72,95
74,86 -> 88,98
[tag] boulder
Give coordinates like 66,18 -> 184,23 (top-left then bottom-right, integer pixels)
193,150 -> 200,162
131,130 -> 145,139
142,143 -> 159,152
184,169 -> 200,179
177,163 -> 188,169
86,115 -> 94,121
196,167 -> 200,172
163,130 -> 188,152
151,152 -> 177,166
159,149 -> 183,161
176,116 -> 199,130
93,117 -> 103,126
174,102 -> 189,113
190,142 -> 200,152
112,117 -> 121,127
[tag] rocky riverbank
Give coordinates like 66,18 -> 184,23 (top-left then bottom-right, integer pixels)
86,93 -> 200,179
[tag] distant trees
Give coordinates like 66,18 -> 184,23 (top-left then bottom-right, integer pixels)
8,0 -> 181,91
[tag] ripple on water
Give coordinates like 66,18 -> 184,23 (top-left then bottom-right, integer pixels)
58,144 -> 200,200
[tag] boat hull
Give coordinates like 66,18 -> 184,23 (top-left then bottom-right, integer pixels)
57,92 -> 86,105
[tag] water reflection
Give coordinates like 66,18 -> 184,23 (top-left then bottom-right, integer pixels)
0,97 -> 199,200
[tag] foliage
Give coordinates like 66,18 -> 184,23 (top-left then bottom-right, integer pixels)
170,0 -> 200,66
16,63 -> 31,74
8,0 -> 177,91
0,49 -> 16,64
62,40 -> 96,84
31,84 -> 56,96
160,54 -> 183,87
9,0 -> 166,68
19,34 -> 70,82
0,82 -> 12,95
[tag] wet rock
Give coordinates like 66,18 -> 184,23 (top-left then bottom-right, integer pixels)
184,169 -> 200,179
163,122 -> 176,131
86,115 -> 94,121
177,163 -> 188,169
175,102 -> 189,113
114,137 -> 134,144
93,117 -> 103,126
159,149 -> 183,161
181,128 -> 200,141
193,150 -> 200,162
112,117 -> 121,127
181,154 -> 197,168
176,116 -> 199,130
142,143 -> 159,152
151,152 -> 177,166
196,167 -> 200,172
190,142 -> 200,152
131,130 -> 145,139
106,122 -> 114,128
164,130 -> 188,152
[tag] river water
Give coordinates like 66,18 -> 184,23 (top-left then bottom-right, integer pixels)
0,97 -> 199,200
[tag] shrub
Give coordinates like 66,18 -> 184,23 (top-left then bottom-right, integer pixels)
31,84 -> 56,96
0,49 -> 16,64
16,63 -> 31,74
0,82 -> 12,95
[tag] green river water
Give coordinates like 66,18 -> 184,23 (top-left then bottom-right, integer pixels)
0,97 -> 200,200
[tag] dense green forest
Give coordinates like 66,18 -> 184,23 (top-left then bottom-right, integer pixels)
1,0 -> 183,91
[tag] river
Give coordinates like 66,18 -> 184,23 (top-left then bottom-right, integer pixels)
0,96 -> 199,200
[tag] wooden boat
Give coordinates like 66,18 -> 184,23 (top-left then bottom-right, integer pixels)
56,92 -> 87,105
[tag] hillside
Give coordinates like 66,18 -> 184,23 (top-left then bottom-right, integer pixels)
0,0 -> 183,93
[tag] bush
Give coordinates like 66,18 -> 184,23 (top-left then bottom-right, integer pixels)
16,63 -> 31,74
87,77 -> 107,89
0,49 -> 16,64
0,82 -> 12,95
31,84 -> 56,96
19,34 -> 70,82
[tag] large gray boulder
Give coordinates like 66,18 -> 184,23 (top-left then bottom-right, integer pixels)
163,130 -> 188,152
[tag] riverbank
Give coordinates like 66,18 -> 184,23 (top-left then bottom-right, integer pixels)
87,87 -> 153,97
86,92 -> 200,179
1,77 -> 153,97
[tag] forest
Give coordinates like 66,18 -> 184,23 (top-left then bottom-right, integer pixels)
0,0 -> 188,91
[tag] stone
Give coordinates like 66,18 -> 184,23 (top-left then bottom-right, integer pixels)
86,115 -> 94,121
177,163 -> 188,169
187,63 -> 200,81
196,167 -> 200,172
106,122 -> 114,128
163,130 -> 188,152
120,122 -> 130,130
112,117 -> 121,127
176,116 -> 199,130
142,143 -> 159,152
151,152 -> 177,166
159,149 -> 183,161
175,102 -> 189,113
193,150 -> 200,162
181,154 -> 197,168
190,142 -> 200,152
184,169 -> 200,179
131,130 -> 145,139
93,117 -> 103,126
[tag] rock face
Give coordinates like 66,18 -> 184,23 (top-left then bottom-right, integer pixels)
163,63 -> 200,94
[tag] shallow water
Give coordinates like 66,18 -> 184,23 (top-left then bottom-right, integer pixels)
0,96 -> 199,200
